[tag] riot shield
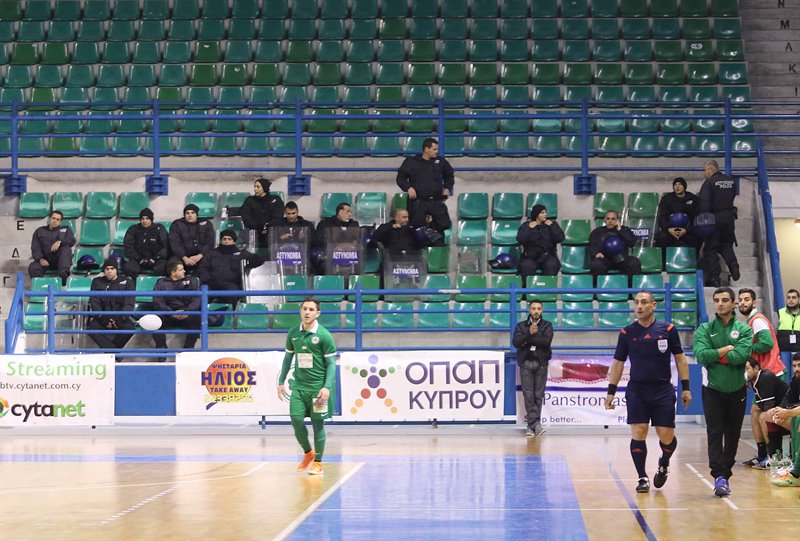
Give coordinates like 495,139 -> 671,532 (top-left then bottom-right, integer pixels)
244,261 -> 284,306
269,225 -> 311,275
383,249 -> 427,301
324,226 -> 364,276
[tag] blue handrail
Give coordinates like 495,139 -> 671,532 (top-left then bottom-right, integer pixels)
756,140 -> 785,311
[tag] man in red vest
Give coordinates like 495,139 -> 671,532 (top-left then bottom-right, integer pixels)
738,288 -> 784,377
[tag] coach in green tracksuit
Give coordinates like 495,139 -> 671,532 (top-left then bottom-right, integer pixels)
278,297 -> 337,476
694,287 -> 753,498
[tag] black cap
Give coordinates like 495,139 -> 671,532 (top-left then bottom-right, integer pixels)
673,177 -> 687,190
139,207 -> 154,219
530,204 -> 547,219
183,204 -> 200,214
102,258 -> 118,269
220,229 -> 237,241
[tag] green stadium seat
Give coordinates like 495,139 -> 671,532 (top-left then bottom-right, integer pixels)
490,220 -> 520,246
719,63 -> 748,85
457,193 -> 489,219
317,20 -> 345,40
532,63 -> 561,84
562,274 -> 593,301
316,41 -> 344,62
501,40 -> 529,62
591,18 -> 619,39
347,274 -> 380,302
470,20 -> 498,39
561,246 -> 589,273
714,19 -> 741,39
631,247 -> 662,274
18,192 -> 50,219
197,19 -> 225,40
118,192 -> 151,219
652,0 -> 680,16
40,43 -> 68,65
381,302 -> 415,328
111,219 -> 136,246
252,41 -> 282,62
470,40 -> 497,62
138,20 -> 166,41
455,275 -> 487,302
313,275 -> 345,302
632,274 -> 665,300
378,18 -> 407,40
492,193 -> 524,219
627,192 -> 659,219
624,42 -> 652,62
283,275 -> 310,303
100,42 -> 129,64
343,301 -> 379,329
440,18 -> 467,39
669,302 -> 698,327
16,21 -> 45,42
417,275 -> 450,303
620,0 -> 649,17
417,302 -> 451,328
596,64 -> 624,85
531,0 -> 558,17
426,246 -> 450,274
525,193 -> 558,219
625,64 -> 655,86
592,41 -> 620,62
649,18 -> 678,39
666,246 -> 698,273
320,193 -> 353,218
597,274 -> 629,301
688,63 -> 717,85
526,275 -> 557,302
598,301 -> 632,328
346,40 -> 374,62
530,19 -> 557,40
669,273 -> 697,301
562,19 -> 589,39
234,303 -> 269,331
621,19 -> 650,40
376,39 -> 404,62
452,302 -> 486,328
561,302 -> 594,328
561,219 -> 590,246
502,19 -> 529,39
592,0 -> 618,16
711,0 -> 738,15
593,192 -> 624,218
562,40 -> 589,62
82,191 -> 116,219
184,192 -> 217,219
52,192 -> 83,219
716,40 -> 744,61
272,303 -> 300,330
70,43 -> 100,66
354,192 -> 386,226
456,220 -> 488,245
656,64 -> 686,85
79,219 -> 111,246
686,40 -> 714,62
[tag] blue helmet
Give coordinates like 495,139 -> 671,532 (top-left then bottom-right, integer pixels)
693,212 -> 715,238
602,235 -> 625,257
667,212 -> 690,229
488,252 -> 516,270
76,254 -> 99,271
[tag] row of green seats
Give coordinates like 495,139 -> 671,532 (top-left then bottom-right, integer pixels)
18,191 -> 145,219
0,38 -> 746,65
0,16 -> 743,44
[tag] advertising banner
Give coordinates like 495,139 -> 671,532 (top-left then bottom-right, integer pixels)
339,350 -> 505,421
0,354 -> 115,426
176,351 -> 287,416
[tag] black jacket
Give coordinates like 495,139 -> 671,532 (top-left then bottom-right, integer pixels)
751,369 -> 790,411
588,225 -> 638,258
312,216 -> 361,248
513,317 -> 554,364
202,245 -> 265,287
241,193 -> 285,231
31,224 -> 75,260
154,275 -> 201,313
516,220 -> 565,259
269,216 -> 314,242
396,155 -> 455,200
372,221 -> 423,253
90,274 -> 135,326
780,377 -> 800,408
656,192 -> 699,233
698,171 -> 736,220
123,222 -> 168,262
168,218 -> 215,259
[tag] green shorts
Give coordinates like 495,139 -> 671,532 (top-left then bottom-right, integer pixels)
289,388 -> 333,420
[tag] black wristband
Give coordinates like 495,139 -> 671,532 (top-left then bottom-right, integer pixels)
681,379 -> 691,392
607,384 -> 618,396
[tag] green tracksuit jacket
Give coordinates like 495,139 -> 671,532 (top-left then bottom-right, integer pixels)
694,316 -> 753,393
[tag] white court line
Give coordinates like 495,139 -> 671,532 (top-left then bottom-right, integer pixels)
685,463 -> 740,510
0,462 -> 268,494
99,486 -> 177,526
273,462 -> 365,541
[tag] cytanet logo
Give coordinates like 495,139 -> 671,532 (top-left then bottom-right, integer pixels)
0,398 -> 86,422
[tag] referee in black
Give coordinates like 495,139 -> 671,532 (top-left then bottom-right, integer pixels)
395,137 -> 454,246
605,291 -> 692,493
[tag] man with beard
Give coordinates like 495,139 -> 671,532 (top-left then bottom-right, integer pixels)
169,204 -> 215,278
270,201 -> 314,243
152,259 -> 201,356
741,358 -> 789,468
738,288 -> 784,377
372,209 -> 425,255
769,353 -> 800,487
777,289 -> 800,373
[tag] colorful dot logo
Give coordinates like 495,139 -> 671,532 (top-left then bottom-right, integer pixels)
0,397 -> 8,418
348,354 -> 400,415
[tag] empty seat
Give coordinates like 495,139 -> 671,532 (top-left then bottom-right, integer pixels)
52,192 -> 83,218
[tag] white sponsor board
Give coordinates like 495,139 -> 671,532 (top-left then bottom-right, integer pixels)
0,354 -> 115,426
176,351 -> 288,416
339,350 -> 505,421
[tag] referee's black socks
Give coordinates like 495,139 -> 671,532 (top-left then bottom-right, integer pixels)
658,437 -> 678,467
630,439 -> 648,478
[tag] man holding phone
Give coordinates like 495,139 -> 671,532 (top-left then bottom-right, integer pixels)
513,300 -> 554,437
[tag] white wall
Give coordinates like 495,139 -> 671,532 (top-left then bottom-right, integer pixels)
776,218 -> 800,294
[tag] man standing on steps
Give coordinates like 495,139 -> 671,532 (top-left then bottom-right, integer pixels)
604,291 -> 692,494
693,287 -> 753,498
697,160 -> 739,287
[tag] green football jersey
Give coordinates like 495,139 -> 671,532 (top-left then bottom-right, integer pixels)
283,321 -> 337,392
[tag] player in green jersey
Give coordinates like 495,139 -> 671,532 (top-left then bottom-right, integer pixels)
278,297 -> 337,476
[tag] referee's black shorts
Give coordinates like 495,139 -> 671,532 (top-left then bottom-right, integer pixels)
625,381 -> 676,428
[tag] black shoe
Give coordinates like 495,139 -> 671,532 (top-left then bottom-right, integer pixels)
706,276 -> 721,287
729,262 -> 740,282
636,477 -> 650,493
653,465 -> 668,488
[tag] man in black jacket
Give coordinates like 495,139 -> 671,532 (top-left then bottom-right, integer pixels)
240,178 -> 285,248
270,201 -> 314,243
153,259 -> 201,352
123,207 -> 169,278
87,259 -> 136,354
312,202 -> 361,274
588,210 -> 641,282
512,300 -> 554,437
516,204 -> 565,282
372,209 -> 425,255
29,210 -> 75,285
654,177 -> 700,249
200,229 -> 265,305
169,204 -> 215,279
741,357 -> 790,468
396,138 -> 454,240
697,160 -> 739,287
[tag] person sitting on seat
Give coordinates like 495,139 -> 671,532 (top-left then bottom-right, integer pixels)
311,203 -> 360,274
516,204 -> 565,282
199,229 -> 265,305
29,210 -> 75,286
372,209 -> 426,255
168,204 -> 215,278
152,258 -> 201,354
87,259 -> 136,356
588,210 -> 642,283
123,207 -> 169,279
240,178 -> 285,248
269,201 -> 314,243
654,177 -> 700,249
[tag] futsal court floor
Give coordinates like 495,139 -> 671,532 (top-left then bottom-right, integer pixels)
0,422 -> 798,541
